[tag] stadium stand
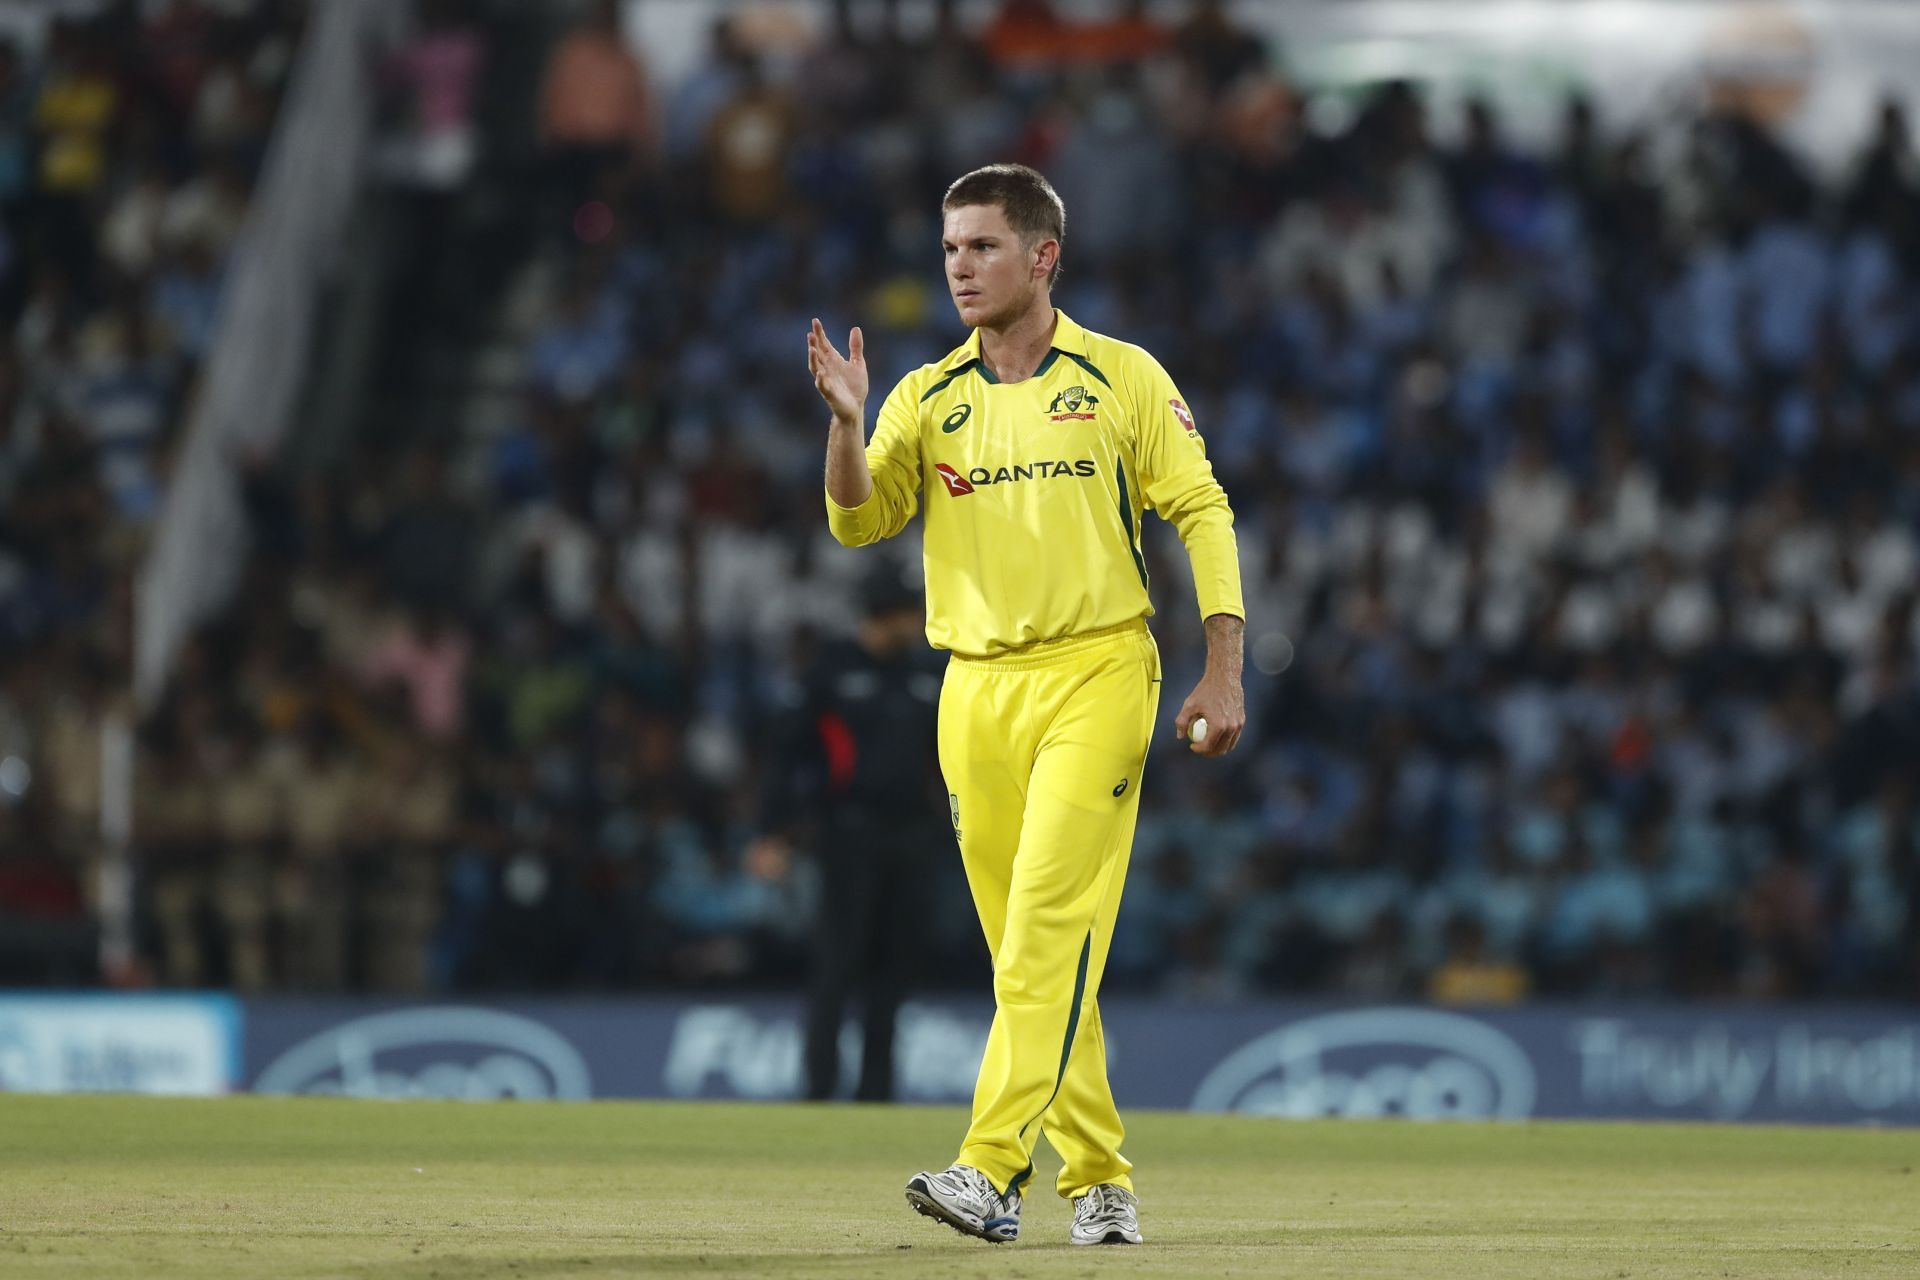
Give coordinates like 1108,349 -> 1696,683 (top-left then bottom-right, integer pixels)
0,0 -> 306,984
2,0 -> 1915,1003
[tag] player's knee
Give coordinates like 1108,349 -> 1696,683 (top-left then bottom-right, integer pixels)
993,966 -> 1051,1006
993,948 -> 1083,1006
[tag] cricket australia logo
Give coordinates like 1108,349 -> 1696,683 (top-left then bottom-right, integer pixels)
1048,385 -> 1099,422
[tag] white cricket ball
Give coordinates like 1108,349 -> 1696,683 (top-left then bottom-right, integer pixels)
1189,716 -> 1209,745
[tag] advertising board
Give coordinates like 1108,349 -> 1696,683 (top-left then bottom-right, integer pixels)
237,998 -> 1920,1126
0,994 -> 240,1095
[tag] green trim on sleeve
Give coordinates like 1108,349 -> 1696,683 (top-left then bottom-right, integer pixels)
1114,458 -> 1149,590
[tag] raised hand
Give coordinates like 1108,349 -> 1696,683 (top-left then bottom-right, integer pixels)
807,318 -> 868,424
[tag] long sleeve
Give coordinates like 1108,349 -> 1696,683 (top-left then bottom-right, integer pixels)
1130,353 -> 1244,622
826,375 -> 922,547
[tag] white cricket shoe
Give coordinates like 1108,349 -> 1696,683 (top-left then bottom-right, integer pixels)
1070,1183 -> 1143,1245
904,1163 -> 1022,1243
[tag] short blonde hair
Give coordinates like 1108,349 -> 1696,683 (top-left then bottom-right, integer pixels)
942,164 -> 1066,288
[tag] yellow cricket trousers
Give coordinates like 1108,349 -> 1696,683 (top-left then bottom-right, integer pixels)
937,618 -> 1161,1201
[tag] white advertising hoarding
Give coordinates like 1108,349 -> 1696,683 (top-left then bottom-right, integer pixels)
0,996 -> 241,1096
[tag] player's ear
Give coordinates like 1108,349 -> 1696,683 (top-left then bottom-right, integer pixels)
1033,238 -> 1059,283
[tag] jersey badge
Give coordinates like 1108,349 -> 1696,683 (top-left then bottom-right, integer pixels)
1048,385 -> 1099,422
1170,399 -> 1197,436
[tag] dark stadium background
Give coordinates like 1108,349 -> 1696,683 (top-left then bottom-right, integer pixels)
1,0 -> 1917,1114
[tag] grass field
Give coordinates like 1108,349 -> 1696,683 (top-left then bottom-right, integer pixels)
1,1096 -> 1915,1279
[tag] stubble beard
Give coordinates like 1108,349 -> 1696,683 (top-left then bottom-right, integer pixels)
964,279 -> 1041,333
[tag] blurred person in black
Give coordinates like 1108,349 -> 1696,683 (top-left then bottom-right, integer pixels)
752,562 -> 943,1102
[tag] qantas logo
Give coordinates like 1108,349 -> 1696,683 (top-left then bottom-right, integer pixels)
935,459 -> 1097,497
1169,399 -> 1197,435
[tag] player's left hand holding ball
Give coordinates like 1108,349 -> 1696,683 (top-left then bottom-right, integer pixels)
1175,672 -> 1244,758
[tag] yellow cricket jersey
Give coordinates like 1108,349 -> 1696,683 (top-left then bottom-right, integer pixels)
827,309 -> 1243,657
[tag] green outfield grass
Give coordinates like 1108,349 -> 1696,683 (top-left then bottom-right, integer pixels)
0,1096 -> 1914,1279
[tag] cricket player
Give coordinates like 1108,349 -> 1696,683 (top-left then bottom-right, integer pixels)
807,163 -> 1245,1246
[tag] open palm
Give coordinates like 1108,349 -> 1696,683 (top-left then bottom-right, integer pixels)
807,317 -> 868,421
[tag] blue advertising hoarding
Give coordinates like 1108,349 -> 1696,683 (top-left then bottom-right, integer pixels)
236,997 -> 1920,1126
4,992 -> 1915,1125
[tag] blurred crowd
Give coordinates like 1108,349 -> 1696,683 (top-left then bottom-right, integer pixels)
4,0 -> 1918,1003
0,0 -> 303,982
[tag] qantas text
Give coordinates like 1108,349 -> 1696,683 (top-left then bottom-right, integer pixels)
965,459 -> 1096,485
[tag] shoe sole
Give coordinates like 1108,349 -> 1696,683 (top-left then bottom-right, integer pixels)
904,1180 -> 1017,1244
1071,1228 -> 1144,1245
